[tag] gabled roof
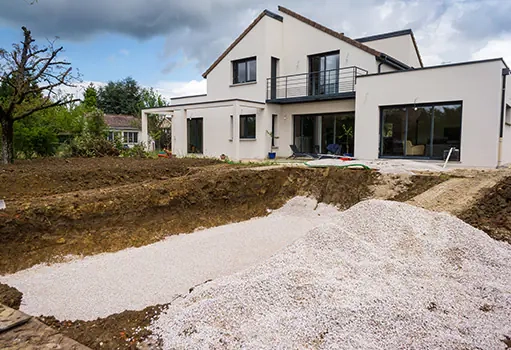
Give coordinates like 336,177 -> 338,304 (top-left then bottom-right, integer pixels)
104,114 -> 140,129
356,29 -> 424,68
202,10 -> 283,78
277,6 -> 381,58
201,6 -> 415,78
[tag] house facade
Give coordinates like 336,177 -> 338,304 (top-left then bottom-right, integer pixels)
141,6 -> 511,167
104,114 -> 142,148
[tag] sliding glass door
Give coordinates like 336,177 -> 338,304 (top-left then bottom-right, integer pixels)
432,104 -> 462,159
321,113 -> 355,156
380,102 -> 462,159
293,115 -> 317,153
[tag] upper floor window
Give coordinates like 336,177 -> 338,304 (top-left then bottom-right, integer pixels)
233,57 -> 256,84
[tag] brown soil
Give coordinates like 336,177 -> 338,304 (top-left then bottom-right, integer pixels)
1,158 -> 468,350
0,166 -> 375,274
0,282 -> 22,309
0,157 -> 222,200
459,176 -> 511,244
390,174 -> 450,202
40,303 -> 168,350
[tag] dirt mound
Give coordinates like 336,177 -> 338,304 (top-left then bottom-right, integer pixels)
0,157 -> 222,199
0,167 -> 375,274
390,174 -> 449,202
0,282 -> 22,309
459,176 -> 511,244
40,303 -> 168,350
150,200 -> 511,349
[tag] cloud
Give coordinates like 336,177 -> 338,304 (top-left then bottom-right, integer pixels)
56,79 -> 207,104
472,34 -> 511,64
56,81 -> 106,101
1,0 -> 511,71
154,79 -> 207,100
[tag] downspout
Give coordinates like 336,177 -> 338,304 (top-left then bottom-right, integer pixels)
498,67 -> 510,167
378,61 -> 384,73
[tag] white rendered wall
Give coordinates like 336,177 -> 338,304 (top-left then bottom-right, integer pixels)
279,13 -> 379,76
170,95 -> 208,105
355,60 -> 503,167
362,35 -> 421,68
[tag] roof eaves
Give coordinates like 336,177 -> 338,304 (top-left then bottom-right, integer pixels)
201,10 -> 282,78
277,6 -> 381,58
409,31 -> 424,68
356,29 -> 412,42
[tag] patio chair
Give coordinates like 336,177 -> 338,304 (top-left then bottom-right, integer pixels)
288,144 -> 319,159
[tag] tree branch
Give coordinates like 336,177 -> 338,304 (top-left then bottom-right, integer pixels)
13,97 -> 80,121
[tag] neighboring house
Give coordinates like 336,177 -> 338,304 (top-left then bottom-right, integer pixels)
141,6 -> 511,167
104,114 -> 141,147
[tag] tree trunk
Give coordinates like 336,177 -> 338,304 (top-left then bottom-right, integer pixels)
1,118 -> 14,164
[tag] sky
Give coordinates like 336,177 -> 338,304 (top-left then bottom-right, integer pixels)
1,0 -> 511,100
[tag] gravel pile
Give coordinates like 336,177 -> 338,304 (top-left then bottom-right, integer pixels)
0,197 -> 339,320
306,158 -> 447,174
150,200 -> 511,349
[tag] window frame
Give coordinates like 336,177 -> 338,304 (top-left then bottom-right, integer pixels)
233,57 -> 257,85
123,131 -> 139,144
239,114 -> 256,139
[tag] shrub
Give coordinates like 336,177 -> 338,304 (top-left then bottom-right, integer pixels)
70,134 -> 119,157
120,143 -> 148,158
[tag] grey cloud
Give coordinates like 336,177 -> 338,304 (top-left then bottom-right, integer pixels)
1,0 -> 510,71
0,0 -> 214,40
453,0 -> 511,40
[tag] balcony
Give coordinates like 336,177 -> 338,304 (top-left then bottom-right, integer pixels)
266,66 -> 368,104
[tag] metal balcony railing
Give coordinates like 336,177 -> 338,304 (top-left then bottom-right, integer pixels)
266,66 -> 368,101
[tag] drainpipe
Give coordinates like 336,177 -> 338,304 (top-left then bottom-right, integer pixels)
378,61 -> 384,73
498,67 -> 510,167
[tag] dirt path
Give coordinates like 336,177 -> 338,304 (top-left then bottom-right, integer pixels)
406,170 -> 508,215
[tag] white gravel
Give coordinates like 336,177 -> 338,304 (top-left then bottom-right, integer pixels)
0,197 -> 340,321
150,200 -> 511,349
306,158 -> 447,174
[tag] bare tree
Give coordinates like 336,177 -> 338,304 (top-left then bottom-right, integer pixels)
0,27 -> 79,164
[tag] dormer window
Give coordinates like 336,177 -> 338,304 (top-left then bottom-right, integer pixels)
233,57 -> 256,84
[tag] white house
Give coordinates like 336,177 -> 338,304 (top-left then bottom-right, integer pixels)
141,6 -> 511,167
104,114 -> 141,148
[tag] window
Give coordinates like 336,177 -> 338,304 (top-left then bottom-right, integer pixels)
380,102 -> 462,159
230,115 -> 234,140
107,131 -> 114,142
271,114 -> 277,146
506,104 -> 511,125
123,132 -> 139,144
308,51 -> 340,95
233,57 -> 256,84
240,115 -> 256,139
